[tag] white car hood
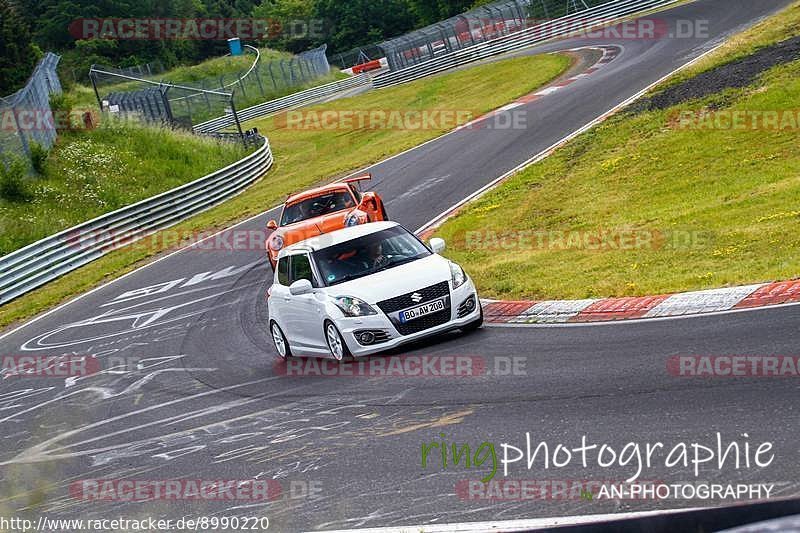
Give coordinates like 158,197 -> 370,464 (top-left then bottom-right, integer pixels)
324,254 -> 452,304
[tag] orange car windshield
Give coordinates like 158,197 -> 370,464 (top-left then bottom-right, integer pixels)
281,190 -> 355,226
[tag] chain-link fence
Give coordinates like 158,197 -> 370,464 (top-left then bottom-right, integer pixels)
89,45 -> 332,132
90,65 -> 237,132
329,45 -> 385,70
378,0 -> 613,71
0,53 -> 63,164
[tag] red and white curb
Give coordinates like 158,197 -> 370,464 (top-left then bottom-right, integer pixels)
455,46 -> 621,131
482,280 -> 800,325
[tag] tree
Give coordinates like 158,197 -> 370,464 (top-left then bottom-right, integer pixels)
314,0 -> 416,52
252,0 -> 318,53
0,0 -> 40,94
406,0 -> 476,27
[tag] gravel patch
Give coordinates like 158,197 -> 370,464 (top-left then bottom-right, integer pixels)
631,35 -> 800,112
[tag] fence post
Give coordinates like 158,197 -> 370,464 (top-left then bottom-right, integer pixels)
279,60 -> 289,87
229,93 -> 245,146
237,71 -> 247,97
10,105 -> 30,156
161,85 -> 175,126
89,69 -> 103,110
268,62 -> 278,90
201,80 -> 212,111
253,64 -> 265,96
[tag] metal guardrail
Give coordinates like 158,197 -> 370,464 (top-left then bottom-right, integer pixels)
372,0 -> 679,87
194,73 -> 372,133
0,136 -> 273,305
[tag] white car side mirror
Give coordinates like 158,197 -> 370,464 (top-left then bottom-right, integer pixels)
429,238 -> 446,254
289,279 -> 314,296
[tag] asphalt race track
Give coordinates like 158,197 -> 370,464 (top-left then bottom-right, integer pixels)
1,1 -> 797,530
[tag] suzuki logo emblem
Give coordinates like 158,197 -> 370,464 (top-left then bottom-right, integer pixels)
411,293 -> 423,303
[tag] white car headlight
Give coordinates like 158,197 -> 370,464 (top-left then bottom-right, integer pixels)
449,261 -> 467,289
333,296 -> 378,317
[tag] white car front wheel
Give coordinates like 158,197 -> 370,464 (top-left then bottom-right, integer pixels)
270,321 -> 292,359
325,321 -> 350,362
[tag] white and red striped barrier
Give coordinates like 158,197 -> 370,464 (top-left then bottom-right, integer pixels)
483,280 -> 800,324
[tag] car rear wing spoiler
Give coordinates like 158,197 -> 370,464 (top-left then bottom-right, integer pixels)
343,173 -> 372,191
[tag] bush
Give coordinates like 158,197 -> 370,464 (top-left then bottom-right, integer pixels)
49,93 -> 73,116
29,142 -> 49,175
0,156 -> 30,202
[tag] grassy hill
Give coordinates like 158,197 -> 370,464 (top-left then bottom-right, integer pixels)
434,1 -> 800,300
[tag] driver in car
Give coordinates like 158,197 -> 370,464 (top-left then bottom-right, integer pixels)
364,242 -> 390,269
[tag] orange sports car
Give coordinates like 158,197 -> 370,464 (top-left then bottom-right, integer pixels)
265,174 -> 389,269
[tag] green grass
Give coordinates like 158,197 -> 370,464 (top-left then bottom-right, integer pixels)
0,53 -> 571,329
434,1 -> 800,301
0,119 -> 251,255
242,53 -> 572,185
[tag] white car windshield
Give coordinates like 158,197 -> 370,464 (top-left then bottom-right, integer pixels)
313,226 -> 431,286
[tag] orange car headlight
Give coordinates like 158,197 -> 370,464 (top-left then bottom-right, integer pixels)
269,235 -> 284,251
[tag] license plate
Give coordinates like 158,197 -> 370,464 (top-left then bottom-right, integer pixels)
399,299 -> 446,323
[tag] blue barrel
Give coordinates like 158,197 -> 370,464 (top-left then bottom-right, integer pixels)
228,38 -> 243,56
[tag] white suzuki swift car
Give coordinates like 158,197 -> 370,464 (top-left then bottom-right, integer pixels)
267,222 -> 482,360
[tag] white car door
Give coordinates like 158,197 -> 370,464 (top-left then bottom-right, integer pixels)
284,253 -> 326,355
270,256 -> 292,332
